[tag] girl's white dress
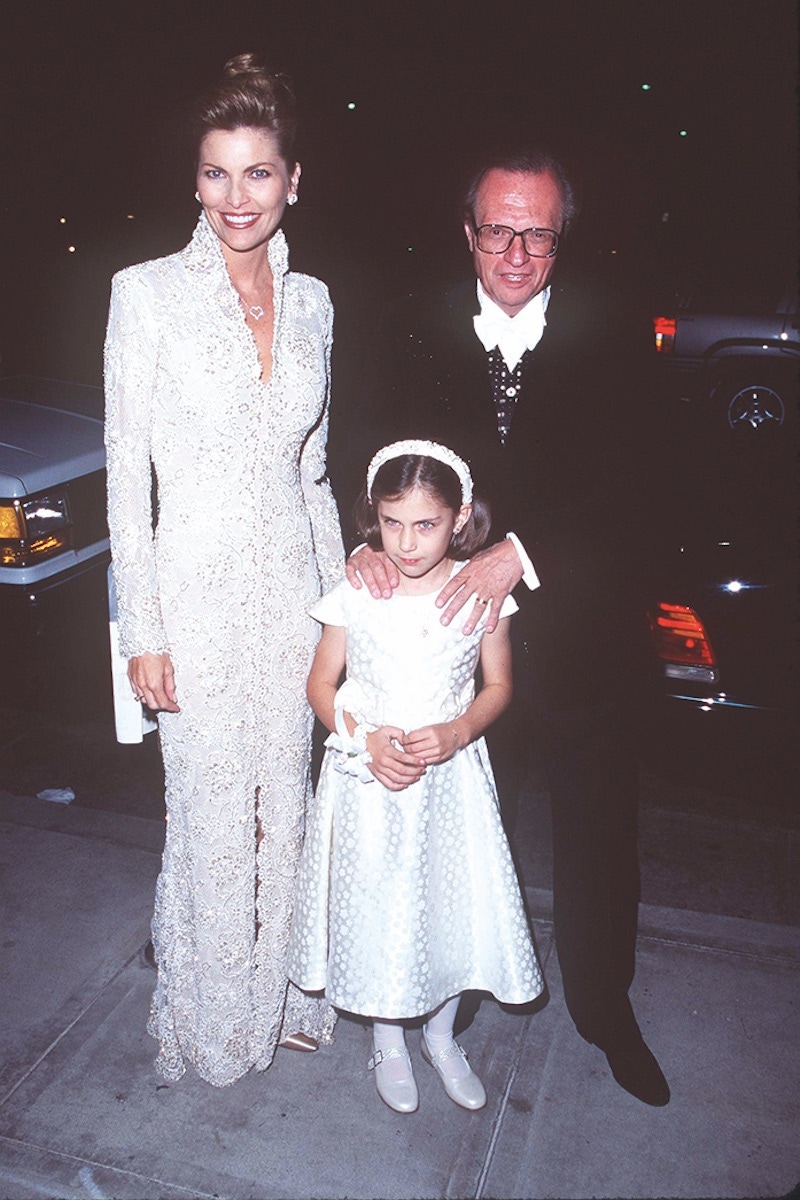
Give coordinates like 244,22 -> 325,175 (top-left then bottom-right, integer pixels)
288,570 -> 543,1018
104,214 -> 344,1086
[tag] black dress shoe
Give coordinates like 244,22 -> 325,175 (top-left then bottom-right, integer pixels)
602,1033 -> 670,1106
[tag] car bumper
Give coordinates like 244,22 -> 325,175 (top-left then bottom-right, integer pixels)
0,548 -> 112,705
638,686 -> 797,792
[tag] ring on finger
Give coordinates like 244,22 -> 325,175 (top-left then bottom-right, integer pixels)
477,597 -> 489,605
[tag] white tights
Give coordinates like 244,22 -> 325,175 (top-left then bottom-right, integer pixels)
372,994 -> 469,1082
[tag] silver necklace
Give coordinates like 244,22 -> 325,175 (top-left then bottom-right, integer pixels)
395,583 -> 443,638
238,297 -> 265,320
235,284 -> 268,321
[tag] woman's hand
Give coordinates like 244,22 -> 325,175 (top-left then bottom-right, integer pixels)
403,722 -> 464,766
345,545 -> 399,599
435,539 -> 523,634
366,726 -> 426,791
128,652 -> 180,713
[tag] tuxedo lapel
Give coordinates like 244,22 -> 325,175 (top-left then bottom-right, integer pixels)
437,284 -> 499,439
441,282 -> 571,458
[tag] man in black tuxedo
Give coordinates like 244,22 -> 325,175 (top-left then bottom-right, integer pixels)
334,149 -> 669,1106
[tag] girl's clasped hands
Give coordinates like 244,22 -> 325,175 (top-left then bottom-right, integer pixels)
356,720 -> 464,790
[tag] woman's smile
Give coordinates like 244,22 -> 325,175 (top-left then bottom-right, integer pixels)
196,126 -> 300,261
220,212 -> 262,229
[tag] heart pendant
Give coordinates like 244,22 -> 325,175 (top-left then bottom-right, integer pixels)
248,305 -> 264,320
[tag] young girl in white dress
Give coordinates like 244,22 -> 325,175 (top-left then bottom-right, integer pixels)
288,440 -> 542,1113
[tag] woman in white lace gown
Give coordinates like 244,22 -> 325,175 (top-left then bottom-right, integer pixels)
104,55 -> 344,1086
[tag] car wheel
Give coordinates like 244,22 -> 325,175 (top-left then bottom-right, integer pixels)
726,383 -> 785,434
709,369 -> 794,440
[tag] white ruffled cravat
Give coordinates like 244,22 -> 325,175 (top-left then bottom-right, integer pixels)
473,282 -> 550,371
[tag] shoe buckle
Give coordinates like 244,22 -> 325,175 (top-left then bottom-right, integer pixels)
368,1046 -> 407,1071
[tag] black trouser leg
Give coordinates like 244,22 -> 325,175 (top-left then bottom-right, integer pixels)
539,700 -> 640,1045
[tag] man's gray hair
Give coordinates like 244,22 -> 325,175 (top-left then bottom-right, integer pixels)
463,149 -> 579,234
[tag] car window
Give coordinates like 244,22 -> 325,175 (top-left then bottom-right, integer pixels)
675,255 -> 794,314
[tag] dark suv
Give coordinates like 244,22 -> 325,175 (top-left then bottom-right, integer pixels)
653,266 -> 798,438
643,266 -> 797,796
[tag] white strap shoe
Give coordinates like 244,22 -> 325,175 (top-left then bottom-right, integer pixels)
368,1046 -> 419,1114
420,1032 -> 487,1110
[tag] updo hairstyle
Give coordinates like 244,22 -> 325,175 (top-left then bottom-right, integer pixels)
353,454 -> 491,561
194,53 -> 298,167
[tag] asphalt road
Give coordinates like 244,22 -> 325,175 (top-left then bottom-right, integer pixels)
3,652 -> 799,935
2,590 -> 797,828
1,687 -> 796,830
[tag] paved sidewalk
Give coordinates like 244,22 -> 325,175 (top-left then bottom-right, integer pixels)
1,787 -> 798,1200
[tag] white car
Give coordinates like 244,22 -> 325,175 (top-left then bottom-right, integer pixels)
0,376 -> 110,705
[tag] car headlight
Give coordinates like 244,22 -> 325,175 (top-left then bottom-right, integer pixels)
0,490 -> 73,566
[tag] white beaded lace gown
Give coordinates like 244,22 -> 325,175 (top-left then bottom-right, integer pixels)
104,214 -> 344,1086
287,570 -> 543,1019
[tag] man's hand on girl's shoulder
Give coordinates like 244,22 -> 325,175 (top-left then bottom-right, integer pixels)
435,540 -> 523,634
345,545 -> 400,599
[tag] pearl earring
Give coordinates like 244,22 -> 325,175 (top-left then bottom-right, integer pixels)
195,191 -> 202,203
287,193 -> 298,206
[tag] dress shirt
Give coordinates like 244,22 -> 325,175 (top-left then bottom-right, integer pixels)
472,283 -> 545,592
473,282 -> 550,372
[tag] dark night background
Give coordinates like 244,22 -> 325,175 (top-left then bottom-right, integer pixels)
0,0 -> 797,385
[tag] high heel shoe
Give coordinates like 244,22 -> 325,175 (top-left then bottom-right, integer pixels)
368,1047 -> 419,1113
420,1032 -> 486,1110
279,1032 -> 318,1052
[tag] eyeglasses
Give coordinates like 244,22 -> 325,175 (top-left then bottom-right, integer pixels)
473,224 -> 559,258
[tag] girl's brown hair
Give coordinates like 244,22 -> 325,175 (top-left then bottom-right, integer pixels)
353,454 -> 491,561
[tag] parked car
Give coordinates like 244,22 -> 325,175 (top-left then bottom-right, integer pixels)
652,266 -> 798,440
0,376 -> 111,707
643,272 -> 798,796
643,449 -> 795,726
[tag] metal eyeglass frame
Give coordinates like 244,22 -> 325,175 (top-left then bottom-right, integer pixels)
472,223 -> 560,258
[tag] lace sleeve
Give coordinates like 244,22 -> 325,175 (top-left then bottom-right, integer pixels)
104,269 -> 169,658
300,285 -> 345,592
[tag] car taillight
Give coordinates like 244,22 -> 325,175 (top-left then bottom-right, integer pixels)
647,602 -> 719,684
0,491 -> 73,566
653,315 -> 676,354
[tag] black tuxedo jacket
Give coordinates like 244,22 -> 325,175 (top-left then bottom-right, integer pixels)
331,276 -> 658,707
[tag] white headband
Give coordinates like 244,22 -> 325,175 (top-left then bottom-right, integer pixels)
366,439 -> 473,504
